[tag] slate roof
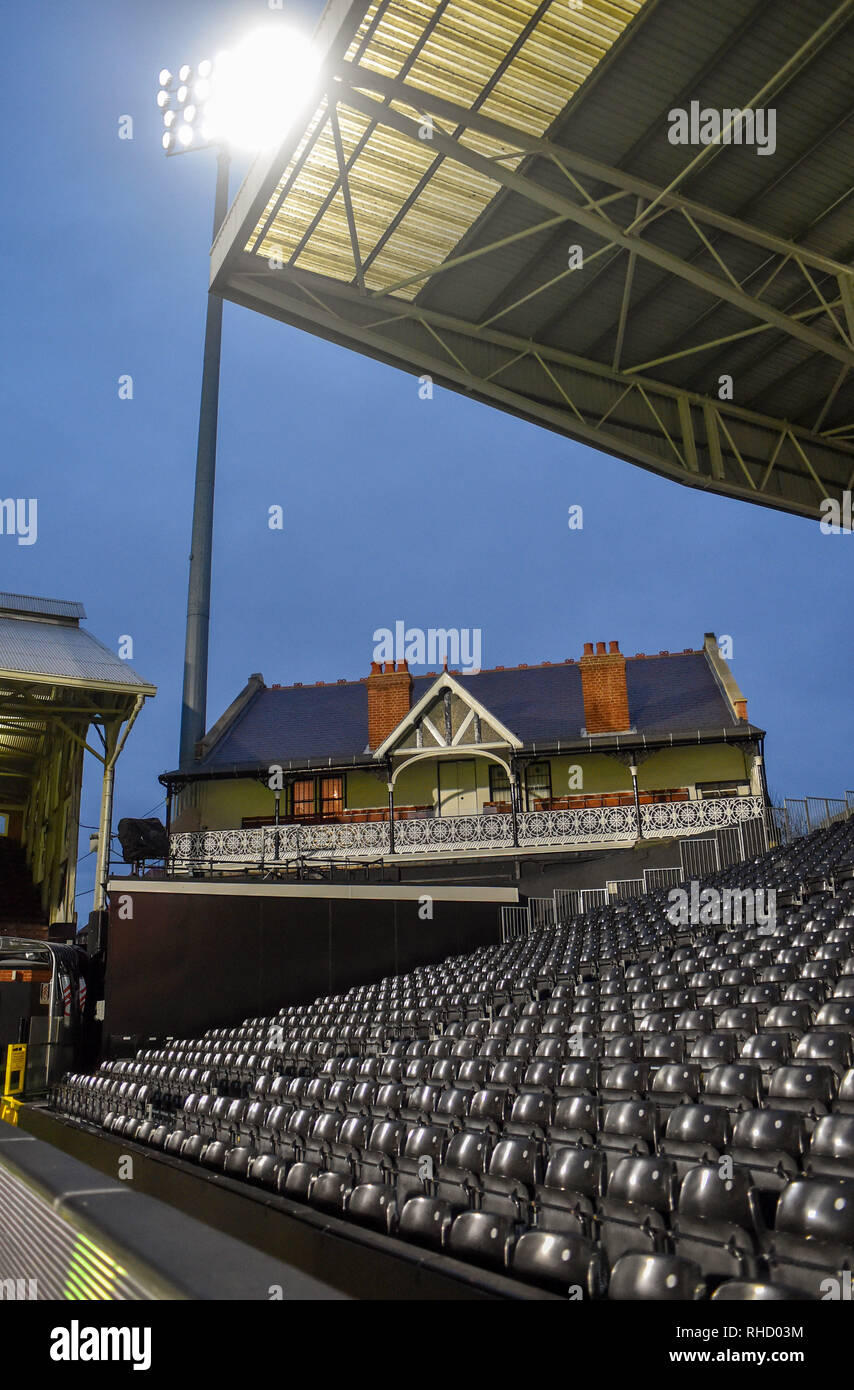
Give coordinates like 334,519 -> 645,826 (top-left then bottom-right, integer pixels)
179,649 -> 757,777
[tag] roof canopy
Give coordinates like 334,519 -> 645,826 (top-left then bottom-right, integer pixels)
0,594 -> 155,924
212,0 -> 854,520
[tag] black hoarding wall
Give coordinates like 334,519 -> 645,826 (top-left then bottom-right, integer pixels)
105,888 -> 501,1039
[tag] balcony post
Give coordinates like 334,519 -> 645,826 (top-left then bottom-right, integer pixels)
629,762 -> 642,839
511,759 -> 520,848
387,759 -> 396,855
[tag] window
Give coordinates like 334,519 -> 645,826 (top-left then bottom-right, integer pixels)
525,761 -> 552,810
696,781 -> 750,799
291,775 -> 346,820
293,779 -> 316,819
320,776 -> 343,818
489,766 -> 512,806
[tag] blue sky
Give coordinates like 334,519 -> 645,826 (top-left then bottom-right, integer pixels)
1,1 -> 852,912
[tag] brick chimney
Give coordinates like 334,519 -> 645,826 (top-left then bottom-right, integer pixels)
367,660 -> 412,748
580,640 -> 631,733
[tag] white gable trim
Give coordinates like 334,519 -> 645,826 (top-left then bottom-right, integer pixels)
373,671 -> 522,758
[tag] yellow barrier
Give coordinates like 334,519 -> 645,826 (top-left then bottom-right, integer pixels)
3,1043 -> 27,1097
0,1095 -> 21,1124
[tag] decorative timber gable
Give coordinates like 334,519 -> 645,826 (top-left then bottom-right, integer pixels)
373,673 -> 522,760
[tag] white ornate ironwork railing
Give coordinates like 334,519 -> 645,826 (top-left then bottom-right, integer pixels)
639,795 -> 763,839
169,796 -> 766,869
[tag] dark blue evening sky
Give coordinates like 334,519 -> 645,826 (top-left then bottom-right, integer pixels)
1,1 -> 851,908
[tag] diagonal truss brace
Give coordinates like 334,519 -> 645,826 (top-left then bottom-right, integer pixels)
331,63 -> 854,369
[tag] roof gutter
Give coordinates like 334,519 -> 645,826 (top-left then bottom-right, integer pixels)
159,724 -> 765,788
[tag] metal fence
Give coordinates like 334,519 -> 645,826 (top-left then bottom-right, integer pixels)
680,837 -> 720,878
768,795 -> 854,845
643,866 -> 683,891
499,905 -> 531,942
606,878 -> 645,901
529,897 -> 557,929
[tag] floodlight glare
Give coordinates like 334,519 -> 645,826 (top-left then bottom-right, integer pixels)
156,90 -> 170,108
178,124 -> 194,147
197,59 -> 213,78
158,68 -> 172,87
194,79 -> 211,101
202,26 -> 320,152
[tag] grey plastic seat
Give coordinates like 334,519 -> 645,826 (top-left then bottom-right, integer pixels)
671,1163 -> 764,1283
608,1253 -> 706,1301
448,1210 -> 516,1272
711,1279 -> 814,1300
765,1177 -> 854,1297
659,1103 -> 729,1177
511,1230 -> 604,1298
726,1108 -> 804,1191
346,1182 -> 399,1235
804,1114 -> 854,1180
398,1194 -> 455,1251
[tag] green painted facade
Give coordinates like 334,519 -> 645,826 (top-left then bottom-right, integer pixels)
173,741 -> 752,832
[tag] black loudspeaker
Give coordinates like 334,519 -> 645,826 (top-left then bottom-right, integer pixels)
116,818 -> 168,863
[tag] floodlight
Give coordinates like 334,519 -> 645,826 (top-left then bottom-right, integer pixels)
163,110 -> 176,128
201,25 -> 320,152
177,124 -> 194,147
156,90 -> 170,108
162,132 -> 174,151
177,85 -> 189,104
179,64 -> 192,82
197,59 -> 212,78
158,68 -> 172,87
184,105 -> 197,124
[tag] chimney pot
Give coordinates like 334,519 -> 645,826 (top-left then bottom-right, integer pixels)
595,641 -> 606,655
609,641 -> 620,654
370,661 -> 382,675
583,643 -> 594,656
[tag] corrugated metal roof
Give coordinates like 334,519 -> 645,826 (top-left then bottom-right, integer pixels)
0,593 -> 86,621
247,0 -> 643,295
0,616 -> 154,690
190,649 -> 745,773
214,0 -> 854,518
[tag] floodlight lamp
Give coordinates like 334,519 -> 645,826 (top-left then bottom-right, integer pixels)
162,132 -> 174,151
156,90 -> 170,108
184,105 -> 197,124
201,25 -> 321,152
197,59 -> 213,78
179,64 -> 192,82
158,69 -> 172,87
177,85 -> 189,104
163,110 -> 176,128
177,124 -> 194,147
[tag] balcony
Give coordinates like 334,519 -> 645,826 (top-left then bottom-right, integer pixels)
169,795 -> 767,871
